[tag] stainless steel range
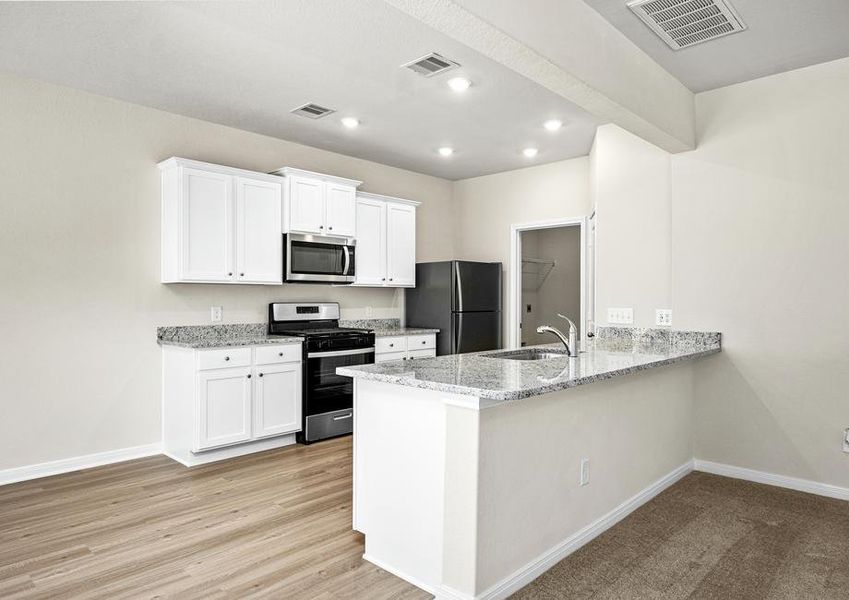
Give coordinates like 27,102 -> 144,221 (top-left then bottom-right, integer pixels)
268,302 -> 374,444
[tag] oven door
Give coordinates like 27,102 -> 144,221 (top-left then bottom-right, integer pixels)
303,347 -> 374,442
285,233 -> 356,283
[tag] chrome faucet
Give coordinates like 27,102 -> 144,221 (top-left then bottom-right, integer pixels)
536,314 -> 578,357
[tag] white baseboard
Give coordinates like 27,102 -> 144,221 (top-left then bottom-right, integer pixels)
694,459 -> 849,501
0,443 -> 163,486
363,553 -> 439,598
436,460 -> 695,600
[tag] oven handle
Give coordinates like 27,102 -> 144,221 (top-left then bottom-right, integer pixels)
307,347 -> 375,358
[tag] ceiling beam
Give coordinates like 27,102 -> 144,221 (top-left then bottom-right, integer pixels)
383,0 -> 695,153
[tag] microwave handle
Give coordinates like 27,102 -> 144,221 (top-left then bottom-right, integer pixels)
342,245 -> 351,275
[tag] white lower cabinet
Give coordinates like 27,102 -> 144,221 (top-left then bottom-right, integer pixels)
197,367 -> 253,451
374,334 -> 436,363
253,363 -> 301,439
163,343 -> 302,466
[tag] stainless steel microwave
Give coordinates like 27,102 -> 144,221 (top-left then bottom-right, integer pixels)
284,233 -> 356,283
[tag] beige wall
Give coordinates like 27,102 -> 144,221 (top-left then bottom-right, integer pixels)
453,159 -> 592,340
0,72 -> 454,470
673,57 -> 849,488
592,124 -> 672,327
591,57 -> 849,489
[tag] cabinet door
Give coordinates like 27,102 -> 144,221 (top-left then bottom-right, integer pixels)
353,198 -> 386,286
235,177 -> 282,284
288,175 -> 325,234
386,203 -> 416,286
253,363 -> 302,439
195,367 -> 252,451
325,183 -> 357,237
181,168 -> 233,282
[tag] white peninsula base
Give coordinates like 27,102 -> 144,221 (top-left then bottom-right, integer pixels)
352,364 -> 699,600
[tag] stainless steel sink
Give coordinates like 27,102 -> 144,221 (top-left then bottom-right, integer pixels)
484,348 -> 570,361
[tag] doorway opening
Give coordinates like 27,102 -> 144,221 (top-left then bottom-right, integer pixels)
509,217 -> 594,349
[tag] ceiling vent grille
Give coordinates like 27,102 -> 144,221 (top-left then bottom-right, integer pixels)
627,0 -> 746,50
401,52 -> 459,77
291,103 -> 335,119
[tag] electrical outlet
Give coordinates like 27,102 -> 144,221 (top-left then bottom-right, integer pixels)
210,306 -> 222,323
580,458 -> 590,486
607,307 -> 634,325
843,429 -> 849,454
656,309 -> 673,327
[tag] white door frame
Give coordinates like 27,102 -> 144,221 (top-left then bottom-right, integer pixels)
508,217 -> 588,349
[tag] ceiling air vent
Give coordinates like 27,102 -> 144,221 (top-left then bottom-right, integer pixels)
627,0 -> 747,50
401,52 -> 459,77
291,103 -> 335,119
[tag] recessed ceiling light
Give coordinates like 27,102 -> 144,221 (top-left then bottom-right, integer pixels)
341,117 -> 360,128
438,147 -> 454,157
447,77 -> 472,92
523,147 -> 539,158
544,119 -> 563,131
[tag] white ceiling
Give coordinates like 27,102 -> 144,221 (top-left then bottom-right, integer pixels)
582,0 -> 849,92
0,0 -> 603,180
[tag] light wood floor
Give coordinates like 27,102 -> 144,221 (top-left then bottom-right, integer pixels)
0,437 -> 431,600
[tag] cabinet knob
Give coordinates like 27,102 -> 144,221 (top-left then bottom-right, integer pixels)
240,273 -> 244,277
278,352 -> 284,357
228,272 -> 233,276
259,373 -> 264,377
381,278 -> 386,281
328,226 -> 333,230
389,343 -> 394,348
247,374 -> 251,379
319,225 -> 324,229
389,278 -> 393,281
422,341 -> 426,345
224,356 -> 230,361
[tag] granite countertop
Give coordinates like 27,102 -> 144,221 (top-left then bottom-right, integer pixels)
336,327 -> 721,403
370,327 -> 440,337
157,324 -> 302,349
339,318 -> 439,337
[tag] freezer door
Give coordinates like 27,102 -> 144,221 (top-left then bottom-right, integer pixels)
452,311 -> 502,354
452,261 -> 502,313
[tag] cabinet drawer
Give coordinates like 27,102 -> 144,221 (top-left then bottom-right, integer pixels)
376,336 -> 407,354
407,334 -> 435,350
408,348 -> 436,360
255,344 -> 302,365
375,351 -> 407,363
197,347 -> 252,370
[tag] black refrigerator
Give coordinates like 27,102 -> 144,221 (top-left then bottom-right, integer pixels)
405,261 -> 502,356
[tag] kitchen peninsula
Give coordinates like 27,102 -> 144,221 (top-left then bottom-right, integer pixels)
337,327 -> 721,599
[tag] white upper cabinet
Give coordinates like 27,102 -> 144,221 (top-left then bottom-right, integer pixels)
355,196 -> 388,286
325,182 -> 357,236
235,177 -> 283,283
274,167 -> 361,237
354,192 -> 419,288
288,174 -> 325,234
181,168 -> 233,282
160,158 -> 283,285
386,202 -> 416,286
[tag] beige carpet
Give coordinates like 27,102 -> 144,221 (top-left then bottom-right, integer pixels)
511,472 -> 849,600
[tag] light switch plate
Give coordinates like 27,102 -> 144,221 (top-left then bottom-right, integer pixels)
656,309 -> 672,327
607,307 -> 634,325
843,429 -> 849,454
210,306 -> 222,323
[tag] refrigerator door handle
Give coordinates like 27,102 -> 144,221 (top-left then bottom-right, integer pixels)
455,263 -> 464,312
455,313 -> 464,353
